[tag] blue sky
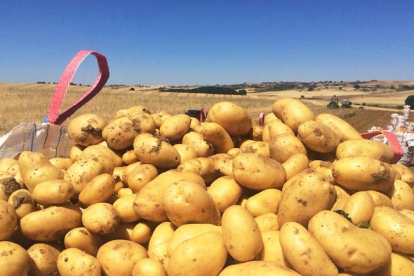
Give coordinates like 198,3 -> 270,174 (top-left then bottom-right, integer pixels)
0,0 -> 413,85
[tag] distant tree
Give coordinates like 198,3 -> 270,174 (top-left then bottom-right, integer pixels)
354,84 -> 360,89
308,86 -> 315,91
129,87 -> 135,91
405,95 -> 414,109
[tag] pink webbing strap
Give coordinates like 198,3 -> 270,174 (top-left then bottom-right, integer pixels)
44,50 -> 110,125
361,131 -> 404,164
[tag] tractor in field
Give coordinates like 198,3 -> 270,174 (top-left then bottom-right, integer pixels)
341,99 -> 352,108
185,107 -> 208,122
327,96 -> 339,109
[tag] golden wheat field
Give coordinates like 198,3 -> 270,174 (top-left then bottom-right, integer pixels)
1,82 -> 413,137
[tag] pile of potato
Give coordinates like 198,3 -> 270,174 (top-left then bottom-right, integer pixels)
1,98 -> 414,276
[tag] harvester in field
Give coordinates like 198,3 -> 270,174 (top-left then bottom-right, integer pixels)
327,96 -> 339,109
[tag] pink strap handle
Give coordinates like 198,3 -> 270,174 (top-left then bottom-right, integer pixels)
360,131 -> 404,164
44,50 -> 110,125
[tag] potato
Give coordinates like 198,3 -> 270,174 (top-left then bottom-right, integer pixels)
370,252 -> 414,276
103,112 -> 156,150
255,213 -> 280,232
264,112 -> 278,124
219,261 -> 301,276
134,170 -> 205,222
64,157 -> 114,197
207,176 -> 243,213
67,114 -> 107,146
222,205 -> 263,261
391,164 -> 414,187
309,210 -> 391,274
100,222 -> 135,242
148,222 -> 176,270
0,158 -> 17,173
269,134 -> 307,163
168,231 -> 227,276
97,240 -> 148,276
227,147 -> 240,157
124,164 -> 157,193
233,153 -> 286,190
298,120 -> 340,153
18,151 -> 64,192
207,102 -> 252,136
57,248 -> 101,276
209,153 -> 234,176
123,149 -> 139,164
160,114 -> 191,141
0,176 -> 22,201
0,241 -> 31,276
152,111 -> 171,128
20,203 -> 81,241
399,209 -> 414,222
78,173 -> 115,207
113,105 -> 150,119
388,179 -> 414,210
64,227 -> 103,256
131,221 -> 153,245
262,120 -> 295,143
309,160 -> 334,183
251,125 -> 263,141
258,231 -> 290,267
122,162 -> 142,183
8,189 -> 37,219
49,157 -> 73,170
272,98 -> 315,133
82,203 -> 120,234
177,157 -> 221,184
133,135 -> 181,169
342,191 -> 375,225
182,131 -> 214,157
280,222 -> 338,276
27,243 -> 62,276
278,172 -> 337,227
133,258 -> 167,276
281,168 -> 313,192
201,122 -> 234,154
367,190 -> 394,208
32,179 -> 73,206
332,156 -> 395,192
0,199 -> 18,241
331,185 -> 351,211
173,144 -> 198,164
336,139 -> 394,163
370,206 -> 414,254
245,189 -> 282,217
79,144 -> 124,167
189,117 -> 201,131
316,113 -> 362,142
162,180 -> 221,226
113,194 -> 140,223
240,141 -> 270,157
282,153 -> 309,180
118,187 -> 133,197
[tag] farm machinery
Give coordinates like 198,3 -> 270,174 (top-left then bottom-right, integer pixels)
326,96 -> 352,108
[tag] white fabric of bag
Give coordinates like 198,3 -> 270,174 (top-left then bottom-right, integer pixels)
0,123 -> 75,159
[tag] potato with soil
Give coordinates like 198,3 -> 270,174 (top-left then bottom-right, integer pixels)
201,122 -> 234,153
0,176 -> 22,201
233,153 -> 286,190
391,164 -> 414,187
332,156 -> 395,192
173,144 -> 198,164
27,243 -> 62,276
280,222 -> 338,276
8,189 -> 37,219
103,112 -> 156,150
133,135 -> 181,169
0,241 -> 31,276
97,240 -> 148,276
160,114 -> 191,141
255,213 -> 280,232
0,199 -> 18,241
68,114 -> 107,146
245,189 -> 282,217
207,101 -> 252,136
162,180 -> 221,226
298,120 -> 340,153
126,164 -> 158,193
269,134 -> 307,163
64,227 -> 103,256
79,144 -> 124,167
134,170 -> 205,222
222,205 -> 263,262
272,98 -> 315,133
209,153 -> 234,176
152,111 -> 172,128
20,203 -> 82,241
370,206 -> 414,254
316,113 -> 362,142
82,203 -> 121,234
277,172 -> 336,227
309,210 -> 391,274
240,141 -> 270,157
207,176 -> 243,213
336,139 -> 394,163
182,131 -> 214,157
168,231 -> 227,276
32,179 -> 73,206
177,157 -> 221,184
387,179 -> 414,210
18,151 -> 64,192
57,248 -> 101,276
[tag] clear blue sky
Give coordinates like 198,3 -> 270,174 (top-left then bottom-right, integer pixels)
0,0 -> 413,85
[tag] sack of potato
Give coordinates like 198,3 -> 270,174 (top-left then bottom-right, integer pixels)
3,95 -> 414,276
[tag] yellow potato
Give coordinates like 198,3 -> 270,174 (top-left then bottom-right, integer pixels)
282,153 -> 309,180
308,160 -> 334,183
367,190 -> 394,208
152,111 -> 172,128
133,258 -> 167,276
207,101 -> 252,136
221,205 -> 263,262
0,199 -> 18,241
336,139 -> 394,163
309,210 -> 391,274
219,261 -> 301,276
342,191 -> 375,225
57,248 -> 101,276
69,144 -> 85,162
182,131 -> 214,157
201,122 -> 234,153
399,209 -> 414,222
177,157 -> 221,185
49,157 -> 73,170
262,120 -> 295,143
122,149 -> 139,164
331,185 -> 351,211
240,141 -> 270,157
78,173 -> 115,207
28,243 -> 62,276
280,222 -> 338,276
32,179 -> 74,206
173,144 -> 198,164
264,112 -> 278,125
67,114 -> 107,146
0,241 -> 31,276
316,113 -> 362,142
298,120 -> 340,153
207,176 -> 243,213
258,231 -> 290,267
387,179 -> 414,210
131,221 -> 154,245
0,176 -> 22,201
255,213 -> 280,232
391,164 -> 414,187
252,125 -> 263,141
209,153 -> 234,176
8,189 -> 37,219
269,134 -> 307,163
148,222 -> 177,270
64,227 -> 103,256
79,144 -> 124,167
272,98 -> 315,133
160,114 -> 191,141
370,252 -> 414,276
82,203 -> 121,234
245,189 -> 282,217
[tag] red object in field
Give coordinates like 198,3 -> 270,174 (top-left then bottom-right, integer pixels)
258,112 -> 265,126
185,108 -> 208,122
360,131 -> 403,164
45,50 -> 110,125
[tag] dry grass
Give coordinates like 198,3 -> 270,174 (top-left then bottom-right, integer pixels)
1,82 -> 412,136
